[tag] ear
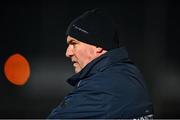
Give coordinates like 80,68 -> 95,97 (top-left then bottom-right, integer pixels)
96,47 -> 104,53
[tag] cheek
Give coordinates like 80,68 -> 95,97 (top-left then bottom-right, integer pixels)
76,49 -> 92,67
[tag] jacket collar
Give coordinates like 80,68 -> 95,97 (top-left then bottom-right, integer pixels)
67,47 -> 129,86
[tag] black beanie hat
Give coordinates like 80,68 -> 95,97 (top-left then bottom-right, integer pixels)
66,9 -> 119,50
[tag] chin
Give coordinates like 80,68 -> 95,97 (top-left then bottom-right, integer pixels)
75,68 -> 82,73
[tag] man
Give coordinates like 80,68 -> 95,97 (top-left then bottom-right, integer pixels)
48,9 -> 153,119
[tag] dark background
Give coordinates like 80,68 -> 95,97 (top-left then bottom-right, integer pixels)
0,0 -> 180,118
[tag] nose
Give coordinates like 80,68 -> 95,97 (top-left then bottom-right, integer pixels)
66,45 -> 74,58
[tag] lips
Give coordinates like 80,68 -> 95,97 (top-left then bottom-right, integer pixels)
72,61 -> 78,67
72,60 -> 76,64
71,58 -> 78,66
72,60 -> 78,65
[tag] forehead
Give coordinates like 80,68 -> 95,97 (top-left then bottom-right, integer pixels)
67,36 -> 79,43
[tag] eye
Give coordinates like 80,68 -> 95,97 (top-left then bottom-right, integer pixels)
71,42 -> 78,47
68,40 -> 78,48
71,42 -> 76,45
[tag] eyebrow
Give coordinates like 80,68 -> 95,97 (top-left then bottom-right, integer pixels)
67,40 -> 74,44
67,39 -> 78,44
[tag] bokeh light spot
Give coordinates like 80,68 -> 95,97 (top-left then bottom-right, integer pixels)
4,53 -> 30,86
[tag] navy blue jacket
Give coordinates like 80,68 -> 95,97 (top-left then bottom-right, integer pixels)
48,47 -> 153,119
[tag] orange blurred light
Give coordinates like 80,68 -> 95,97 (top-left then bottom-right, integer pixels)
4,53 -> 30,86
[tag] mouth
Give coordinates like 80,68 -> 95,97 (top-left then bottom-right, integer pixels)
72,61 -> 78,67
72,60 -> 77,64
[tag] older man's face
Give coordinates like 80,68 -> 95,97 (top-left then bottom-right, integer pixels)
66,36 -> 100,73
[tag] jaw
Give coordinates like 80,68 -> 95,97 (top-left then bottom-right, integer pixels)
74,66 -> 81,73
73,62 -> 82,73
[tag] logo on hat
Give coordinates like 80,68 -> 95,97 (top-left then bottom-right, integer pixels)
72,24 -> 89,34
